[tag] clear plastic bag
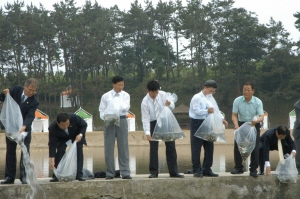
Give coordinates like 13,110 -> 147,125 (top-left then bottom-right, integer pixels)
194,112 -> 225,142
274,155 -> 298,183
152,93 -> 186,142
234,122 -> 257,161
104,97 -> 121,129
0,93 -> 27,144
54,141 -> 77,182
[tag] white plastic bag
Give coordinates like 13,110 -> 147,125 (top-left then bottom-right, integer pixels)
54,141 -> 77,182
194,94 -> 226,142
234,122 -> 257,161
0,93 -> 27,143
152,93 -> 186,142
194,112 -> 225,142
275,155 -> 298,183
104,97 -> 121,129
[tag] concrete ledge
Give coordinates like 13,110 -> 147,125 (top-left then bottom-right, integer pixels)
0,173 -> 299,199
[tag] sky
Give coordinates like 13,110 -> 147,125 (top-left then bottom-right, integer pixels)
1,0 -> 300,42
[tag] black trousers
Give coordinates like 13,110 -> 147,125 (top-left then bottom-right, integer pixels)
234,122 -> 260,172
190,119 -> 214,174
53,141 -> 84,178
5,133 -> 31,181
259,142 -> 293,173
149,120 -> 178,176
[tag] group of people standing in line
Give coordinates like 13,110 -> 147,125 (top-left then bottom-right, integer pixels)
0,76 -> 299,184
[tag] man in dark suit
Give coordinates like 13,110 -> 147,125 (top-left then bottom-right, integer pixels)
293,100 -> 300,174
48,113 -> 87,182
0,78 -> 39,184
259,125 -> 296,175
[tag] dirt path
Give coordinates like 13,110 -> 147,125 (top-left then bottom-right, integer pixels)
0,129 -> 270,149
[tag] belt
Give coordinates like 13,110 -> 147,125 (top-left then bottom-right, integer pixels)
120,115 -> 127,119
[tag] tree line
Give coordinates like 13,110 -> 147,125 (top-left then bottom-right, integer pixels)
0,0 -> 300,128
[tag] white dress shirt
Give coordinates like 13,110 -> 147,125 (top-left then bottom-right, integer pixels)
99,89 -> 130,120
141,90 -> 175,135
189,91 -> 211,119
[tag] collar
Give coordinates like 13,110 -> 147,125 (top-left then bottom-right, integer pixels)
242,96 -> 254,103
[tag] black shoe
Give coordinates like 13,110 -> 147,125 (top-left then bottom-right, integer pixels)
20,178 -> 27,184
49,177 -> 59,182
203,171 -> 219,177
258,172 -> 264,175
170,174 -> 184,178
105,176 -> 113,180
249,172 -> 258,177
148,174 -> 158,178
122,175 -> 132,179
1,177 -> 14,184
230,169 -> 244,174
193,172 -> 203,178
76,176 -> 86,181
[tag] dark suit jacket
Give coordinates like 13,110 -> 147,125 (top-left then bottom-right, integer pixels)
48,113 -> 87,157
293,100 -> 300,139
260,128 -> 295,161
0,85 -> 39,133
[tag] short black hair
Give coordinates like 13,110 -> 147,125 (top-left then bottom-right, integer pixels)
204,80 -> 217,88
57,113 -> 70,123
276,125 -> 288,135
112,75 -> 124,84
243,82 -> 254,90
147,80 -> 160,91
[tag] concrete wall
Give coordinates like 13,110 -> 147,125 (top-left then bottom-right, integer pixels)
0,176 -> 299,199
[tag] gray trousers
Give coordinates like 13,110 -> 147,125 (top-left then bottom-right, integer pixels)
104,118 -> 130,177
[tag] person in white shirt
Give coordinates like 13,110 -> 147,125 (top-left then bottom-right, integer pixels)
189,80 -> 228,178
141,80 -> 184,178
99,75 -> 132,180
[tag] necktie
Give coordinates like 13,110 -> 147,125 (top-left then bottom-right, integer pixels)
115,93 -> 119,97
278,139 -> 284,163
21,95 -> 25,103
65,129 -> 69,135
154,99 -> 161,126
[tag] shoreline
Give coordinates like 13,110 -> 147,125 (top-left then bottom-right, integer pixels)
0,129 -> 269,148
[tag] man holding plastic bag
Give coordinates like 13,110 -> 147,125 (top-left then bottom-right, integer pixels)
48,113 -> 87,182
231,82 -> 264,177
189,80 -> 228,178
259,125 -> 296,175
99,75 -> 132,180
0,78 -> 39,184
141,80 -> 184,178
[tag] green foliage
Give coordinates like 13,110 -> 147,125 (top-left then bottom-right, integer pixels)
0,0 -> 300,128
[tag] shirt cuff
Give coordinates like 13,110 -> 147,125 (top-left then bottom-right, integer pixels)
292,150 -> 296,154
265,161 -> 270,167
145,131 -> 150,136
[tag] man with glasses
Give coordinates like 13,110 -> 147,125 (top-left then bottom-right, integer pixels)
189,80 -> 228,178
0,78 -> 39,184
230,82 -> 264,177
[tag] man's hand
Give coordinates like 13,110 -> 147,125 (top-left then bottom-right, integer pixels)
223,120 -> 228,128
19,125 -> 26,133
265,166 -> 271,176
234,125 -> 239,130
50,158 -> 55,170
208,107 -> 214,113
146,134 -> 152,141
165,100 -> 171,107
251,120 -> 257,126
2,89 -> 9,95
291,151 -> 296,158
76,134 -> 83,142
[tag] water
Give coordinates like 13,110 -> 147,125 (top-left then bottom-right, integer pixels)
20,142 -> 46,199
0,144 -> 281,178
